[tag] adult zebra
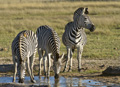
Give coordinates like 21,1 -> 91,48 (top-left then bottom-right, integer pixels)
12,30 -> 37,83
36,25 -> 64,79
62,7 -> 95,72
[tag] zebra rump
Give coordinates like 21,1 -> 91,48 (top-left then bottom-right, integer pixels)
12,30 -> 37,83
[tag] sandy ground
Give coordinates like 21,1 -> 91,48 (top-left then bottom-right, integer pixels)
0,57 -> 120,86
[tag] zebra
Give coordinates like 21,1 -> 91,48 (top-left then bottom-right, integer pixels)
12,30 -> 37,83
36,25 -> 64,79
62,7 -> 95,72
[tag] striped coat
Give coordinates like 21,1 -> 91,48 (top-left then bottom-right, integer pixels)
62,7 -> 95,72
12,30 -> 37,83
36,25 -> 64,79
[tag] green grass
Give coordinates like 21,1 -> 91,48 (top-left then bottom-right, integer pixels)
0,1 -> 120,59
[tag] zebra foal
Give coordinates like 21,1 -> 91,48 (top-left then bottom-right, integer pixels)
62,7 -> 95,72
12,30 -> 37,83
36,25 -> 64,79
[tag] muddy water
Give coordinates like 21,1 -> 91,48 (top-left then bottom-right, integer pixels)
0,76 -> 116,87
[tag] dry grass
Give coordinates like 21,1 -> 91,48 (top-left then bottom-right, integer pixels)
0,1 -> 120,59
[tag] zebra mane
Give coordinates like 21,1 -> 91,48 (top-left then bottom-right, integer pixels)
51,28 -> 60,60
85,8 -> 89,14
73,7 -> 89,21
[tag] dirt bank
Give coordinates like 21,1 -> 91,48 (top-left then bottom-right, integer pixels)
0,83 -> 48,87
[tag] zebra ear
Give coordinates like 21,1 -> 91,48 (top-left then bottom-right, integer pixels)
73,7 -> 84,21
74,7 -> 84,15
84,8 -> 89,14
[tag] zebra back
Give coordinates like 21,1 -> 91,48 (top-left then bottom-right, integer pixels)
12,30 -> 37,61
37,25 -> 60,60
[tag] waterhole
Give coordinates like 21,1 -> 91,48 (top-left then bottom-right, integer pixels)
0,76 -> 116,87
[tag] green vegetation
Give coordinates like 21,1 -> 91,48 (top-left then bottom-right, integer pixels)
0,1 -> 120,59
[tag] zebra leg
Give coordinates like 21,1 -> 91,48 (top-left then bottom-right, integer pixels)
38,49 -> 43,77
12,55 -> 17,82
26,54 -> 36,83
47,53 -> 51,78
68,49 -> 73,72
77,45 -> 83,72
18,62 -> 26,83
30,53 -> 36,82
43,54 -> 47,76
63,47 -> 71,72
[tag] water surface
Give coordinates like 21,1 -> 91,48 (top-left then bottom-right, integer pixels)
0,76 -> 116,87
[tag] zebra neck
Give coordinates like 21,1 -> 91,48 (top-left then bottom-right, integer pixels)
73,21 -> 82,30
72,22 -> 83,33
68,22 -> 83,44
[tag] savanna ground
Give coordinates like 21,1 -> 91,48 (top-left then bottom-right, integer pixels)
0,0 -> 120,86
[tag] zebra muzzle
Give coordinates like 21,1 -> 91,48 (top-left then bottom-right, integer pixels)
55,74 -> 59,79
19,78 -> 24,83
90,24 -> 95,32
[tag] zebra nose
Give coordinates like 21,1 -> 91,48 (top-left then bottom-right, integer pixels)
90,24 -> 95,32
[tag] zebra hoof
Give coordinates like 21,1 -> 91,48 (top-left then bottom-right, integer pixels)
38,72 -> 41,76
39,75 -> 41,79
38,73 -> 41,78
68,69 -> 72,72
78,69 -> 81,72
46,74 -> 50,78
47,76 -> 49,79
44,72 -> 47,76
19,78 -> 24,83
55,74 -> 59,79
12,78 -> 15,83
63,69 -> 66,72
31,80 -> 36,83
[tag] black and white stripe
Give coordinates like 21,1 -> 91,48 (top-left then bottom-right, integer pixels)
12,30 -> 37,83
36,25 -> 64,79
62,7 -> 95,72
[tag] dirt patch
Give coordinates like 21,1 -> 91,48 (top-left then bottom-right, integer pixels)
0,57 -> 120,85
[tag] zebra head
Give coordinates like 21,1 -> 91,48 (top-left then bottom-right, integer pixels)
18,60 -> 26,83
73,7 -> 95,32
53,53 -> 64,79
